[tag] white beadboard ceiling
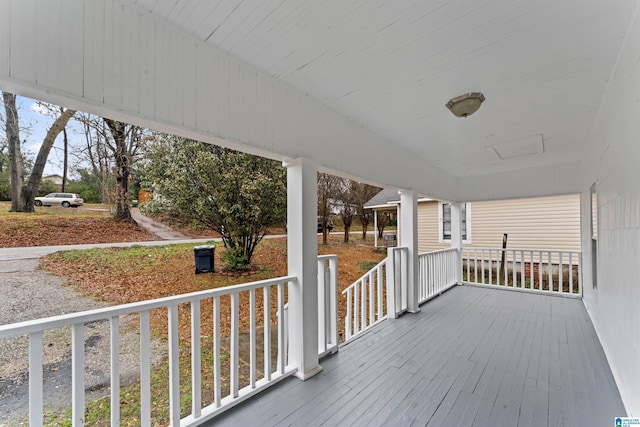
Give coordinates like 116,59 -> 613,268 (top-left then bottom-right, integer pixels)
127,0 -> 635,178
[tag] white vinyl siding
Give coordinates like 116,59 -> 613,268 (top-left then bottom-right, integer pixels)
418,194 -> 580,254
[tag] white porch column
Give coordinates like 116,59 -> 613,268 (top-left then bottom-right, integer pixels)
399,190 -> 419,313
283,158 -> 322,380
450,202 -> 464,283
374,210 -> 379,247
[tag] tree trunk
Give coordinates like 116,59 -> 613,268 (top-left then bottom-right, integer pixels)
24,107 -> 76,211
360,216 -> 369,240
62,112 -> 68,192
344,224 -> 351,243
3,92 -> 25,212
105,119 -> 133,222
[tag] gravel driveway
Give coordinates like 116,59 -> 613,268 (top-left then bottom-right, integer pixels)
0,258 -> 164,426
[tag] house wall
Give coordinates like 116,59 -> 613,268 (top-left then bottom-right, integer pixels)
580,5 -> 640,416
417,194 -> 581,254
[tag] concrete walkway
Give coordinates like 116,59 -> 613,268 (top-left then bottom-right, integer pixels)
130,208 -> 190,240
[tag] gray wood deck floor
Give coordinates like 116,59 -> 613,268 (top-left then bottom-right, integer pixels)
213,285 -> 626,426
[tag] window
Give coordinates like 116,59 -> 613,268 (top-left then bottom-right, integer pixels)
439,202 -> 470,243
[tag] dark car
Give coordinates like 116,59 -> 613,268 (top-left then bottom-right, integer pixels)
317,216 -> 333,233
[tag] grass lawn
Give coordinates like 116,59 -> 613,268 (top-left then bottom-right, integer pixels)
37,235 -> 385,426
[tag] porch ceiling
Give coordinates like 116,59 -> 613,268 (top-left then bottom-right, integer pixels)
129,0 -> 635,179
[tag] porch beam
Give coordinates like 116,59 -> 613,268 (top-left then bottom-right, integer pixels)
284,158 -> 322,380
399,190 -> 419,313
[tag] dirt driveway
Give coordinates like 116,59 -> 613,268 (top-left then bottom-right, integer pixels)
0,258 -> 164,426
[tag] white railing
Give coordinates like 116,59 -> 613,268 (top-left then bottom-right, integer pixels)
342,259 -> 387,341
317,255 -> 339,357
418,248 -> 460,304
0,276 -> 297,427
461,248 -> 582,297
342,247 -> 408,341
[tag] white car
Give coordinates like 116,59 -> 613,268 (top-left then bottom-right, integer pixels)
34,193 -> 84,208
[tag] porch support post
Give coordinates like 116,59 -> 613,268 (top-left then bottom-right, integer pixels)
399,190 -> 420,313
374,210 -> 379,247
450,202 -> 463,283
284,157 -> 322,380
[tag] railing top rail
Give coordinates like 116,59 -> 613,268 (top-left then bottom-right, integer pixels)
317,254 -> 338,261
388,246 -> 408,253
462,247 -> 581,254
0,275 -> 297,338
418,248 -> 459,257
341,258 -> 386,296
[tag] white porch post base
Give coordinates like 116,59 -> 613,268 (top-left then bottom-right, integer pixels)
295,364 -> 323,381
399,190 -> 420,313
284,158 -> 322,381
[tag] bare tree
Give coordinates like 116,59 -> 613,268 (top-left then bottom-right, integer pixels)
74,114 -> 147,220
2,91 -> 75,212
377,210 -> 389,238
317,172 -> 340,245
335,179 -> 357,243
352,182 -> 381,240
104,119 -> 137,221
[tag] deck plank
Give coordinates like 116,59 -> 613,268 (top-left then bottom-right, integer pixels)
212,286 -> 626,427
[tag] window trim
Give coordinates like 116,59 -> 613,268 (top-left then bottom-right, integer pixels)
438,201 -> 471,244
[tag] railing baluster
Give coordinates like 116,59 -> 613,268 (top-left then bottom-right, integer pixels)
110,316 -> 120,426
377,264 -> 383,321
360,277 -> 366,329
29,332 -> 43,427
190,301 -> 202,419
489,250 -> 493,284
71,323 -> 85,427
230,294 -> 240,397
530,251 -> 534,290
168,304 -> 180,426
473,249 -> 478,284
368,271 -> 375,326
249,289 -> 256,389
262,288 -> 271,383
140,311 -> 151,426
548,251 -> 553,292
346,290 -> 353,339
539,251 -> 543,290
317,259 -> 326,354
277,283 -> 285,374
520,250 -> 525,288
213,296 -> 222,406
354,282 -> 360,334
511,250 -> 516,287
569,252 -> 574,294
328,256 -> 339,352
481,249 -> 486,284
559,252 -> 564,294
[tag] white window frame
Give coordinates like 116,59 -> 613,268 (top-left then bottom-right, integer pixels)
438,201 -> 471,244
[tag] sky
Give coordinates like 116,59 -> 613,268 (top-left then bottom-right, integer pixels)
3,95 -> 85,177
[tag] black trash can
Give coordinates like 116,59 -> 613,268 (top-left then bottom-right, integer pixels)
194,245 -> 215,274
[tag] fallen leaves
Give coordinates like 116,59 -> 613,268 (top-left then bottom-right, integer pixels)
0,215 -> 157,247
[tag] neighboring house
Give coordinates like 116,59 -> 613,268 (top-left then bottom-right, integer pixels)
42,174 -> 64,187
365,190 -> 580,253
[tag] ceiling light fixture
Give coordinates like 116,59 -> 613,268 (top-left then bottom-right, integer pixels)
446,92 -> 485,117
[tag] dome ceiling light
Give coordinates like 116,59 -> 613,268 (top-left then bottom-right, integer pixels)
446,92 -> 485,117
